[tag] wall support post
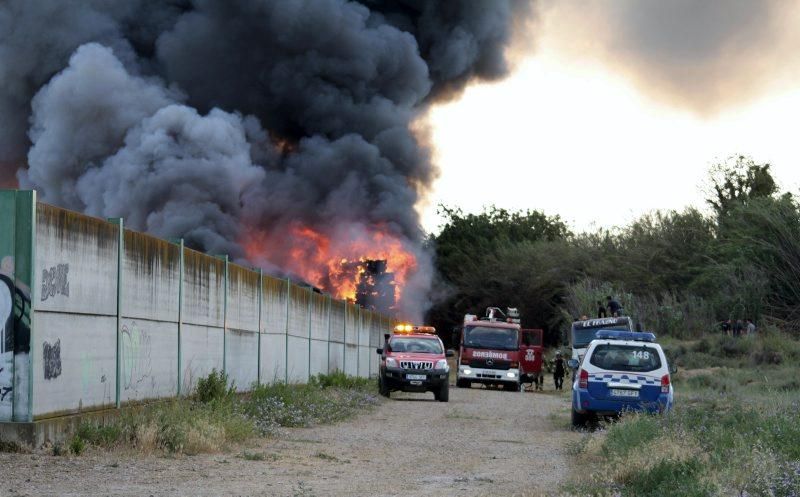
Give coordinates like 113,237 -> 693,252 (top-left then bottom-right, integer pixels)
307,287 -> 312,381
285,277 -> 290,383
257,268 -> 263,386
326,295 -> 332,374
108,217 -> 123,409
342,301 -> 347,376
176,239 -> 184,396
19,191 -> 35,422
215,255 -> 228,374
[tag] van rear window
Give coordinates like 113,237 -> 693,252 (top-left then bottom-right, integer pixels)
589,344 -> 661,372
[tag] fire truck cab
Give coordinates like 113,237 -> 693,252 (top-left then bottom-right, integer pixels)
376,324 -> 453,402
456,308 -> 523,392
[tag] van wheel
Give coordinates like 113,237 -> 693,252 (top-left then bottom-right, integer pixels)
378,377 -> 390,398
456,379 -> 470,388
435,382 -> 449,402
504,382 -> 520,392
571,408 -> 588,429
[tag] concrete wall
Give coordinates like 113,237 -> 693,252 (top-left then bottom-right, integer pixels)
0,193 -> 394,422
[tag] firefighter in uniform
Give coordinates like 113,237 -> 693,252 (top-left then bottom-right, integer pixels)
553,351 -> 566,390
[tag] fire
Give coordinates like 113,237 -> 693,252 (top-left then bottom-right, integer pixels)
242,223 -> 417,313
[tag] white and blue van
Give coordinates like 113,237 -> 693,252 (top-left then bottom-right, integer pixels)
569,330 -> 675,428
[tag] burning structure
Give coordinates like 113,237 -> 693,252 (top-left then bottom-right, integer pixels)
0,1 -> 532,320
354,259 -> 396,315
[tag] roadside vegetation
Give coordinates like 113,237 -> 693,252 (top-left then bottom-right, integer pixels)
428,156 -> 800,345
69,370 -> 378,456
562,332 -> 800,496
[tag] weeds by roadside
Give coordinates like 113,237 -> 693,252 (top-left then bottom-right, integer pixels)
70,370 -> 378,456
563,334 -> 800,496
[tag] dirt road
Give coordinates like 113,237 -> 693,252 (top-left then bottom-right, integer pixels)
0,386 -> 577,497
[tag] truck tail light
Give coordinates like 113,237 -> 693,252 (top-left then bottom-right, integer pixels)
661,374 -> 671,394
578,369 -> 588,389
460,357 -> 469,365
509,361 -> 519,368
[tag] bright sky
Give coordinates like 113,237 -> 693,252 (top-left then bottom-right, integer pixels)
422,5 -> 800,235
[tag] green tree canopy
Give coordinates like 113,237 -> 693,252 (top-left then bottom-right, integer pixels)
706,155 -> 778,221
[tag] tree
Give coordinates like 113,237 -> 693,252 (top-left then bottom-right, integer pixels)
705,155 -> 778,221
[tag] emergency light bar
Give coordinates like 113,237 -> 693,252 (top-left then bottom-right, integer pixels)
394,324 -> 437,334
595,330 -> 656,342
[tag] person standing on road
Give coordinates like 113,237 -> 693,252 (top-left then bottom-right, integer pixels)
606,296 -> 622,317
553,352 -> 566,390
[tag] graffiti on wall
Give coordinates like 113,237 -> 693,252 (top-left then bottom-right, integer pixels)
43,339 -> 62,380
40,263 -> 69,302
0,256 -> 31,420
121,321 -> 153,393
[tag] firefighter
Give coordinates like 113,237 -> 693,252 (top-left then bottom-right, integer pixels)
553,351 -> 566,390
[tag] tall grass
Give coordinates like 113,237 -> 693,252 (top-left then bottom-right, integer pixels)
564,335 -> 800,496
73,371 -> 378,455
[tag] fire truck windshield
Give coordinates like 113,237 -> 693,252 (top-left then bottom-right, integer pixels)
390,337 -> 443,354
463,326 -> 519,351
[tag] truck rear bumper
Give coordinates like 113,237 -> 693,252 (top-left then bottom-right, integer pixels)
573,389 -> 672,415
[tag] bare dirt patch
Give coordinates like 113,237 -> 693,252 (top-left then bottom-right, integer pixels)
0,384 -> 577,497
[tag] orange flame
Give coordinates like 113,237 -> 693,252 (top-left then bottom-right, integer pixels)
242,223 -> 417,308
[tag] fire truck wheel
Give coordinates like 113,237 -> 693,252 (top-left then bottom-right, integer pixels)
435,382 -> 449,402
378,376 -> 390,398
456,379 -> 470,388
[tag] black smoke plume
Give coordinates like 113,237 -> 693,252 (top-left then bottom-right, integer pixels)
0,0 -> 531,319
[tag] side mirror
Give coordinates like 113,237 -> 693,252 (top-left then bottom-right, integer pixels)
445,349 -> 455,357
376,348 -> 383,355
567,359 -> 579,369
669,364 -> 678,374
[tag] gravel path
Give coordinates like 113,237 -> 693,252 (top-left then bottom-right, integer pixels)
0,385 -> 578,497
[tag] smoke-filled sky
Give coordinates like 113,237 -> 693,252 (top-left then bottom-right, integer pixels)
426,0 -> 800,233
6,0 -> 800,316
0,0 -> 534,319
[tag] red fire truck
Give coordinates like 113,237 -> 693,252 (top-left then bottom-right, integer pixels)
455,307 -> 545,391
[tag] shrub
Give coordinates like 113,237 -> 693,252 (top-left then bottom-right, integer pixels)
309,371 -> 373,390
622,457 -> 712,497
240,451 -> 267,461
69,435 -> 86,455
76,422 -> 122,447
0,440 -> 22,453
195,369 -> 235,404
602,414 -> 660,458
